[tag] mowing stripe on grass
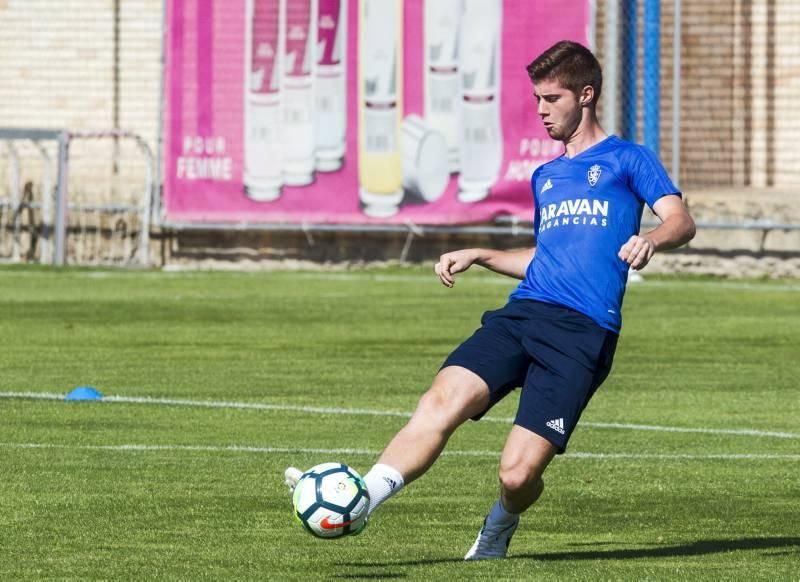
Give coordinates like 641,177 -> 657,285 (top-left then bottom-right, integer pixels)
1,441 -> 799,460
2,391 -> 799,440
7,268 -> 800,292
292,272 -> 800,292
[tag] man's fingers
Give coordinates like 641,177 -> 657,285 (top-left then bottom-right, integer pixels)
620,237 -> 654,269
618,238 -> 635,262
435,252 -> 475,288
619,236 -> 653,266
635,246 -> 654,269
435,257 -> 454,287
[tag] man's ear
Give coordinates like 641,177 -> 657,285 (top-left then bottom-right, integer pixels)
580,85 -> 595,107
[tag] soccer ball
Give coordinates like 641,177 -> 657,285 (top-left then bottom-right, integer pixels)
292,463 -> 370,538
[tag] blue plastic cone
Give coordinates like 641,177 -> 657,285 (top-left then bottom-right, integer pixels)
64,386 -> 104,401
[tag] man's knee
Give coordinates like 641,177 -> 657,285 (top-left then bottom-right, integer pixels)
499,467 -> 544,493
413,368 -> 489,430
498,426 -> 557,496
498,460 -> 546,496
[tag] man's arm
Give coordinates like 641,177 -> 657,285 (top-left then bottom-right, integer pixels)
435,247 -> 536,288
618,194 -> 696,271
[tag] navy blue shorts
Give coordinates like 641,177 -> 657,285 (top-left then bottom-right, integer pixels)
442,299 -> 618,452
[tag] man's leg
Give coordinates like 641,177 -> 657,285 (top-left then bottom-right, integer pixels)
498,424 -> 557,512
283,366 -> 490,510
465,425 -> 557,560
362,365 -> 490,514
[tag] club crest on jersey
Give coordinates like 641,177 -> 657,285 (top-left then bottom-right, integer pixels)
588,164 -> 602,187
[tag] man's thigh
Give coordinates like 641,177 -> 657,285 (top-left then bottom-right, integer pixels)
515,316 -> 618,452
441,306 -> 531,418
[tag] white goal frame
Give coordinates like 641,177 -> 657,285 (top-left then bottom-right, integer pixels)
0,128 -> 154,267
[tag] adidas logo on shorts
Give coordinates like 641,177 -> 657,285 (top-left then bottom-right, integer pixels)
546,418 -> 566,435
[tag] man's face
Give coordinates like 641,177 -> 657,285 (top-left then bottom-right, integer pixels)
533,77 -> 582,141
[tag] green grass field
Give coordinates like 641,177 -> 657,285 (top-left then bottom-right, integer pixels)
0,265 -> 798,580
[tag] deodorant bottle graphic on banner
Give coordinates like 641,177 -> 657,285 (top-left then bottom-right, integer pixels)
358,0 -> 403,218
424,0 -> 462,173
282,0 -> 318,186
244,0 -> 284,201
315,0 -> 346,172
458,0 -> 502,203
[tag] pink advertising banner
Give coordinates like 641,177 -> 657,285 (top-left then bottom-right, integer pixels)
163,0 -> 590,225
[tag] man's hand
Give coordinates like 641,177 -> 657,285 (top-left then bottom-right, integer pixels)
618,235 -> 655,270
434,249 -> 480,288
619,195 -> 696,272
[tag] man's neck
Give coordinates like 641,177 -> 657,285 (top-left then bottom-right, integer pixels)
563,115 -> 608,158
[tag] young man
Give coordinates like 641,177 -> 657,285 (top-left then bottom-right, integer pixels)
286,40 -> 696,559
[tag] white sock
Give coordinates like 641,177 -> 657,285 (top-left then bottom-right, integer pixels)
486,499 -> 519,527
363,463 -> 405,516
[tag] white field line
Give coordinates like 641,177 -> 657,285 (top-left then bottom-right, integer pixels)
2,391 -> 799,440
0,441 -> 798,461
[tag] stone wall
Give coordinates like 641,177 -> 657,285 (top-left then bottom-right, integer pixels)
0,0 -> 161,199
594,0 -> 800,188
0,0 -> 161,146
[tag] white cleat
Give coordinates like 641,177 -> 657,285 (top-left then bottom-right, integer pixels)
284,467 -> 303,493
464,515 -> 520,560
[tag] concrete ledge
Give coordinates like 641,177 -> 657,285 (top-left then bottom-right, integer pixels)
152,187 -> 800,277
645,251 -> 800,279
682,187 -> 800,253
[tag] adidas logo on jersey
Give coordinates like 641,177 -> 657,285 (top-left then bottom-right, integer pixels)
546,418 -> 566,434
541,178 -> 553,194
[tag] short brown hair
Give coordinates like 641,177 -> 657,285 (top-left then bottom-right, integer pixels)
526,41 -> 603,105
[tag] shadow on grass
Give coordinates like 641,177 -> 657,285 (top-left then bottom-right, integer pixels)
334,574 -> 406,580
336,536 -> 800,572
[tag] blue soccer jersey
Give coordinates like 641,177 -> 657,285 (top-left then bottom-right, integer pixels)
509,135 -> 680,333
